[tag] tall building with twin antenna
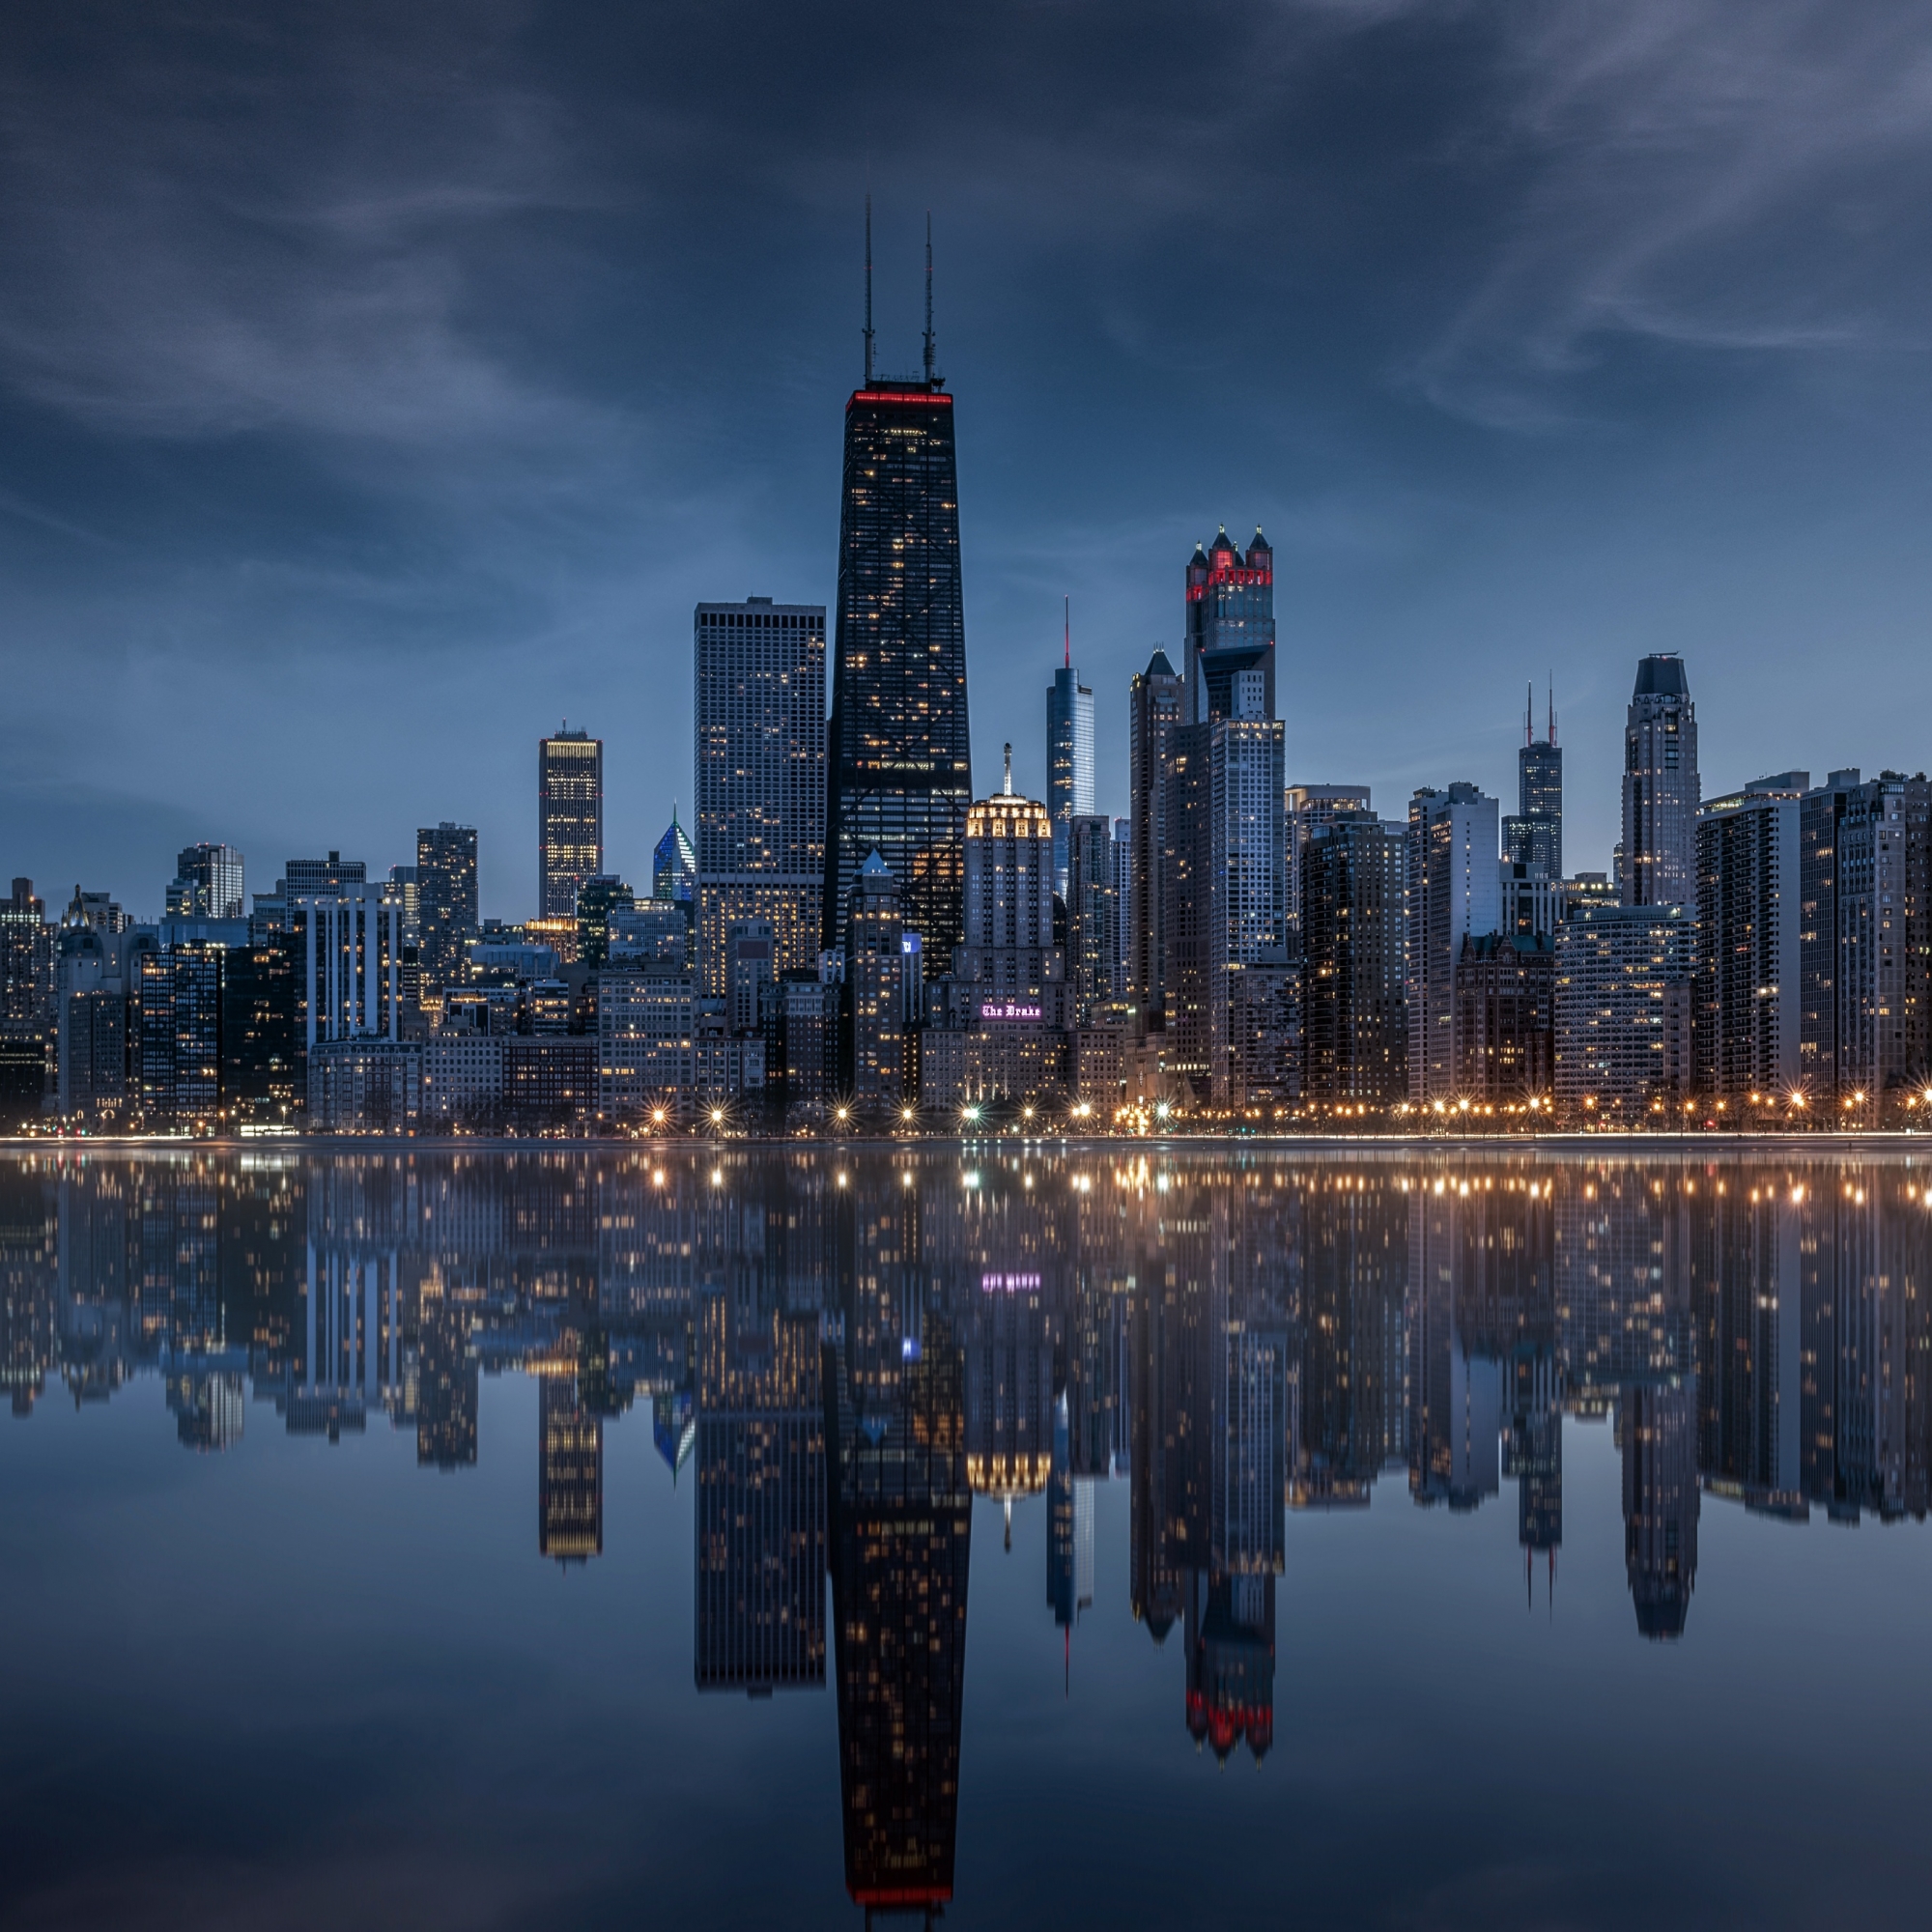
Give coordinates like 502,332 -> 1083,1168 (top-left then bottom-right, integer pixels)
823,206 -> 971,975
1502,683 -> 1562,879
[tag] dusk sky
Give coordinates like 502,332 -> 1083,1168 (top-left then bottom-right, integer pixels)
5,1 -> 1931,921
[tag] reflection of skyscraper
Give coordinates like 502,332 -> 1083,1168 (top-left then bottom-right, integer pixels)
1184,1570 -> 1275,1765
695,1297 -> 826,1693
825,1316 -> 972,1920
1622,1378 -> 1699,1639
539,1368 -> 603,1563
417,1280 -> 477,1469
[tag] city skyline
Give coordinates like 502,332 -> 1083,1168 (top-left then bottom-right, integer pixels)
9,7 -> 1932,917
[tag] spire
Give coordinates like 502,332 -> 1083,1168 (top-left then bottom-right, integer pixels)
1064,594 -> 1070,670
1003,742 -> 1013,795
923,211 -> 935,384
1548,673 -> 1557,747
1525,681 -> 1533,749
863,196 -> 875,385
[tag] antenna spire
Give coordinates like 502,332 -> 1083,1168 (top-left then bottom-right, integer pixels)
1525,681 -> 1532,749
1548,672 -> 1556,747
1064,595 -> 1070,670
863,196 -> 875,386
1003,742 -> 1013,795
923,212 -> 935,384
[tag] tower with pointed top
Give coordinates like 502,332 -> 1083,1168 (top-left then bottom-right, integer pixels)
1184,526 -> 1275,725
1503,681 -> 1563,879
1622,655 -> 1699,908
1046,600 -> 1094,899
823,212 -> 972,975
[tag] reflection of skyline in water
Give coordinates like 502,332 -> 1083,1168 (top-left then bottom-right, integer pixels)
5,1149 -> 1932,1918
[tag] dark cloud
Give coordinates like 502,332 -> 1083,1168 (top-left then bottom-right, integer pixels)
3,1 -> 1931,914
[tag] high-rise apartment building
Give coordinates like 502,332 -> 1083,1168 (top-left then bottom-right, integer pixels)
1300,816 -> 1406,1102
1833,773 -> 1930,1107
416,823 -> 478,994
1127,649 -> 1183,1027
1554,903 -> 1694,1113
537,726 -> 603,922
1622,655 -> 1700,908
695,599 -> 827,993
956,750 -> 1063,1014
823,237 -> 970,974
1287,785 -> 1373,937
1694,773 -> 1806,1099
167,843 -> 245,921
1798,768 -> 1863,1099
1502,686 -> 1562,879
1046,629 -> 1094,898
1453,931 -> 1554,1101
1406,783 -> 1500,1105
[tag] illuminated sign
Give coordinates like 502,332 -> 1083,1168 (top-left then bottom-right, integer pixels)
980,1272 -> 1042,1293
901,932 -> 922,957
979,998 -> 1041,1024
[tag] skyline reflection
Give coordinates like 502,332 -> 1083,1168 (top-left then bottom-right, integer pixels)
4,1147 -> 1932,1920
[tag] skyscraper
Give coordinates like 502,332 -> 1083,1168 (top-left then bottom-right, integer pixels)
1184,526 -> 1275,725
1066,813 -> 1122,1024
1406,782 -> 1500,1105
1046,608 -> 1094,898
416,823 -> 478,994
537,726 -> 603,922
652,806 -> 696,912
1502,684 -> 1562,879
843,850 -> 905,1105
168,843 -> 245,921
1622,655 -> 1700,908
1127,649 -> 1183,1027
823,215 -> 971,974
695,598 -> 827,992
1301,816 -> 1407,1102
1553,903 -> 1694,1113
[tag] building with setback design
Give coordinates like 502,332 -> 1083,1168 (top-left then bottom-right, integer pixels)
1622,655 -> 1700,908
696,599 -> 826,990
1502,685 -> 1562,879
537,727 -> 603,922
1406,783 -> 1500,1106
823,227 -> 970,976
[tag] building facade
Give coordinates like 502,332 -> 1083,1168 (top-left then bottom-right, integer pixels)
1622,655 -> 1700,909
1453,931 -> 1554,1102
1127,648 -> 1183,1029
696,599 -> 827,990
1065,812 -> 1123,1025
1046,655 -> 1094,898
416,823 -> 478,996
1502,686 -> 1562,879
1406,783 -> 1501,1106
538,727 -> 603,922
1300,816 -> 1406,1103
168,843 -> 245,921
1554,904 -> 1694,1115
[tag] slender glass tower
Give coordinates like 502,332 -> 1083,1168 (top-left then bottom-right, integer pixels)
823,211 -> 971,972
1046,604 -> 1094,901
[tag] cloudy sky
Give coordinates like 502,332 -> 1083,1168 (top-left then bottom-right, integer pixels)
4,0 -> 1931,919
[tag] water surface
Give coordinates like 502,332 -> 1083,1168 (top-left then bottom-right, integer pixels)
4,1145 -> 1932,1930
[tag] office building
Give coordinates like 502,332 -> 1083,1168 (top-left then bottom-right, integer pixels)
1,881 -> 54,1124
1287,784 -> 1374,936
385,866 -> 421,949
538,726 -> 603,922
296,877 -> 406,1049
954,747 -> 1065,1017
1554,903 -> 1693,1114
1831,772 -> 1931,1108
1406,783 -> 1501,1106
598,979 -> 763,1117
652,806 -> 696,912
285,852 -> 365,900
1694,774 -> 1806,1099
1127,648 -> 1184,1028
696,599 -> 827,990
1499,860 -> 1560,941
167,843 -> 245,921
220,940 -> 299,1122
416,823 -> 478,995
136,942 -> 224,1127
1301,815 -> 1406,1103
55,920 -> 152,1120
1623,655 -> 1700,908
575,874 -> 635,971
1046,631 -> 1094,898
843,851 -> 905,1106
823,237 -> 971,974
1502,685 -> 1562,878
1066,812 -> 1122,1024
1453,931 -> 1554,1102
724,919 -> 776,1037
1798,769 -> 1864,1100
763,968 -> 843,1113
1184,526 -> 1275,726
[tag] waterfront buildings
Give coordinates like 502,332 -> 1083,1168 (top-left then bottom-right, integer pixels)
1623,655 -> 1700,909
1065,812 -> 1123,1024
1453,931 -> 1554,1102
823,272 -> 971,972
1184,526 -> 1275,726
167,843 -> 244,921
695,600 -> 827,989
1694,774 -> 1805,1099
537,727 -> 603,922
1554,903 -> 1694,1113
843,850 -> 906,1106
1406,783 -> 1501,1106
1829,773 -> 1931,1108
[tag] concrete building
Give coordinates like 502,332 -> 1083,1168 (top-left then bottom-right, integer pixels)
416,824 -> 478,997
695,599 -> 827,988
296,878 -> 406,1049
1453,931 -> 1554,1103
1622,656 -> 1700,909
1554,903 -> 1693,1117
537,726 -> 603,922
1406,783 -> 1500,1106
843,850 -> 906,1106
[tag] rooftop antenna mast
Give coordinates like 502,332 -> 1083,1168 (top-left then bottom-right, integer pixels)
1524,682 -> 1533,749
1548,672 -> 1557,747
864,196 -> 875,386
1065,595 -> 1070,670
923,212 -> 935,385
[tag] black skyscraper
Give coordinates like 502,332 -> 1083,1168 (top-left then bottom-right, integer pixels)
823,213 -> 971,970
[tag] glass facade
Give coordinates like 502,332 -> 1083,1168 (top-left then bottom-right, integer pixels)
1184,526 -> 1274,724
538,729 -> 603,923
824,385 -> 971,974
